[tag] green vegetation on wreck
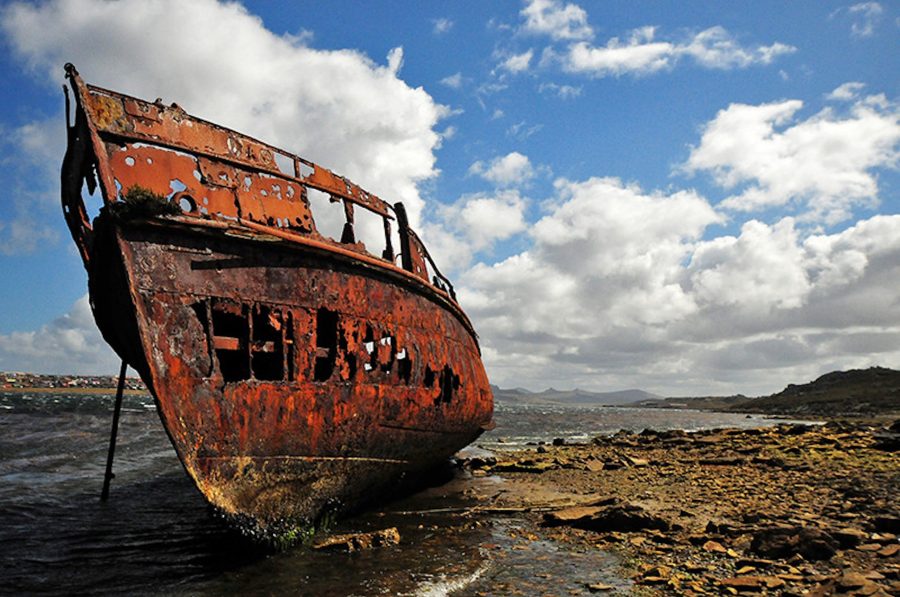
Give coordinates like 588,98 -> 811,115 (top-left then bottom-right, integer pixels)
104,185 -> 182,220
223,507 -> 339,551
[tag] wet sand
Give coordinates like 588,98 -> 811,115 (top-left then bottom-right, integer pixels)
464,420 -> 900,595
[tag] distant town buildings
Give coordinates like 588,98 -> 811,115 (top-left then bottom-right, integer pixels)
0,371 -> 147,391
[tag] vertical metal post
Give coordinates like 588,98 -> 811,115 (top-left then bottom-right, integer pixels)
101,360 -> 128,501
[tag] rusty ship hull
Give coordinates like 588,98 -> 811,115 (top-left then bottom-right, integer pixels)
61,64 -> 492,536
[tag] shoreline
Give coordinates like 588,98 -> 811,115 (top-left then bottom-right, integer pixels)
463,420 -> 899,595
0,386 -> 149,396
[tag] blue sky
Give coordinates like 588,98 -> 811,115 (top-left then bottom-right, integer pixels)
0,0 -> 897,395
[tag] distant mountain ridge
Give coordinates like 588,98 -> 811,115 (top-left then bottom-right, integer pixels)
492,384 -> 661,406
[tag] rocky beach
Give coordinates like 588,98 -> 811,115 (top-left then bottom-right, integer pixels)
464,420 -> 900,595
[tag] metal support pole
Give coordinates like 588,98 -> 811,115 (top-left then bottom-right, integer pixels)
100,360 -> 128,501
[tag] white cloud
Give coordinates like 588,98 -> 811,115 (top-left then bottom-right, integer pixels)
441,189 -> 528,251
560,26 -> 795,77
827,82 -> 866,101
0,118 -> 65,254
682,93 -> 900,224
520,0 -> 593,41
679,26 -> 795,69
432,17 -> 454,35
458,175 -> 900,395
0,0 -> 448,228
538,82 -> 582,99
499,49 -> 534,74
440,72 -> 463,89
848,2 -> 883,37
0,217 -> 58,255
0,295 -> 119,374
687,219 -> 811,313
506,121 -> 543,140
564,27 -> 674,76
469,152 -> 535,187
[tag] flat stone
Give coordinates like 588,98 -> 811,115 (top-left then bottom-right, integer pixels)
750,526 -> 838,561
312,527 -> 400,552
544,502 -> 670,533
703,540 -> 728,554
543,506 -> 603,524
838,572 -> 868,589
586,582 -> 613,592
878,544 -> 900,557
720,575 -> 765,590
833,527 -> 868,548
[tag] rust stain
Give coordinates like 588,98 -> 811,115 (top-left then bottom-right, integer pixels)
60,64 -> 493,539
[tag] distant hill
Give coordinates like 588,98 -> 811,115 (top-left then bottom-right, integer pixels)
492,385 -> 661,406
635,367 -> 900,416
733,367 -> 900,416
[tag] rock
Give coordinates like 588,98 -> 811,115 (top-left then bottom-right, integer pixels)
751,455 -> 786,467
544,502 -> 670,533
465,456 -> 496,469
750,526 -> 838,561
873,516 -> 900,534
698,456 -> 745,466
586,582 -> 613,592
872,431 -> 900,451
552,437 -> 566,446
312,527 -> 400,552
585,460 -> 605,472
878,544 -> 900,557
832,526 -> 868,548
624,456 -> 649,467
838,572 -> 868,589
543,506 -> 604,524
720,575 -> 766,591
492,459 -> 556,473
703,540 -> 728,554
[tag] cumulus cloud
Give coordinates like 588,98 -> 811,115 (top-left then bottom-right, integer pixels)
441,189 -> 528,251
0,0 -> 448,227
459,175 -> 900,395
560,25 -> 795,77
0,294 -> 119,374
682,93 -> 900,224
469,152 -> 535,186
520,0 -> 593,41
687,219 -> 810,313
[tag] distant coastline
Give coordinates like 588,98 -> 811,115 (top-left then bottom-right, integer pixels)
494,366 -> 900,418
0,386 -> 149,396
1,371 -> 147,394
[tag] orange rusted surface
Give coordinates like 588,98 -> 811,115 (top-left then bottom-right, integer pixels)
60,64 -> 492,539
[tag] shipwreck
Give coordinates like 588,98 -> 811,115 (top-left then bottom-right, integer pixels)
60,64 -> 493,539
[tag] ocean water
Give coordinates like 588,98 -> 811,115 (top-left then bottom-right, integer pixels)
0,392 -> 810,596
